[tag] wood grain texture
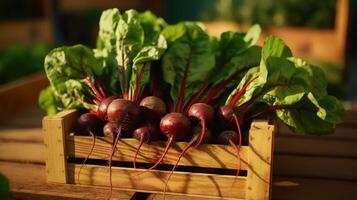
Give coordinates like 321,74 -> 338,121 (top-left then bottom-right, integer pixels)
0,72 -> 48,120
274,155 -> 357,180
275,136 -> 357,157
0,141 -> 45,163
0,20 -> 53,50
68,163 -> 246,200
272,176 -> 357,200
67,136 -> 249,170
0,107 -> 44,128
43,109 -> 79,183
277,123 -> 357,141
0,128 -> 43,143
0,161 -> 135,200
246,121 -> 275,200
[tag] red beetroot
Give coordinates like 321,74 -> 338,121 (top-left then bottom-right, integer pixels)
132,123 -> 160,168
107,99 -> 141,132
145,112 -> 191,171
139,96 -> 167,122
76,113 -> 101,184
97,96 -> 116,121
218,105 -> 245,130
188,103 -> 214,147
104,98 -> 141,199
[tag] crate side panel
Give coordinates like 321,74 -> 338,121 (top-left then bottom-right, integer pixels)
43,109 -> 79,183
246,121 -> 274,200
67,136 -> 248,170
68,163 -> 247,199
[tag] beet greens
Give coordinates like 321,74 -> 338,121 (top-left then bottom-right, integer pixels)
39,8 -> 346,199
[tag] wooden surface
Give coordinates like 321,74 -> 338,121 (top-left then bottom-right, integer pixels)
0,72 -> 48,120
68,136 -> 249,170
70,163 -> 246,199
0,161 -> 135,200
0,20 -> 53,50
43,109 -> 80,183
1,109 -> 357,199
246,121 -> 274,200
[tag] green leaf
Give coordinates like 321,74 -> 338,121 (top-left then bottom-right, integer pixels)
260,36 -> 292,83
0,174 -> 9,200
243,24 -> 261,46
161,22 -> 216,111
38,86 -> 63,115
226,35 -> 345,135
276,98 -> 336,135
139,10 -> 167,45
113,9 -> 167,100
44,45 -> 103,110
307,93 -> 345,124
97,8 -> 121,52
204,26 -> 262,102
225,66 -> 263,105
128,12 -> 167,100
93,49 -> 121,96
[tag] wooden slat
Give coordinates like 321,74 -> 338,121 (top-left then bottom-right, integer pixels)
278,123 -> 357,141
0,128 -> 43,143
0,161 -> 135,200
274,154 -> 357,180
246,121 -> 275,200
275,136 -> 357,157
335,0 -> 349,57
68,163 -> 246,200
149,176 -> 357,200
272,176 -> 357,200
43,109 -> 79,183
0,20 -> 53,50
0,142 -> 45,163
67,136 -> 248,170
0,107 -> 44,128
0,72 -> 48,120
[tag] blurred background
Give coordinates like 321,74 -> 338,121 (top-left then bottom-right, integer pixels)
0,0 -> 353,112
0,0 -> 355,119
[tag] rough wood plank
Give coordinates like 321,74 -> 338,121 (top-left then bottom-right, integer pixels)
0,107 -> 44,128
278,123 -> 357,141
0,128 -> 43,143
67,136 -> 248,170
272,176 -> 357,200
274,154 -> 357,180
0,142 -> 45,163
148,193 -> 217,200
0,20 -> 53,50
246,121 -> 275,200
43,110 -> 79,183
0,72 -> 48,120
68,163 -> 246,200
335,0 -> 349,57
0,161 -> 135,200
275,136 -> 357,157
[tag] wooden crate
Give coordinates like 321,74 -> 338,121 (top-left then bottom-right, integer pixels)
43,109 -> 275,200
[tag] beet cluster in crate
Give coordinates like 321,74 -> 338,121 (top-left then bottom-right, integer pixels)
41,8 -> 345,200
